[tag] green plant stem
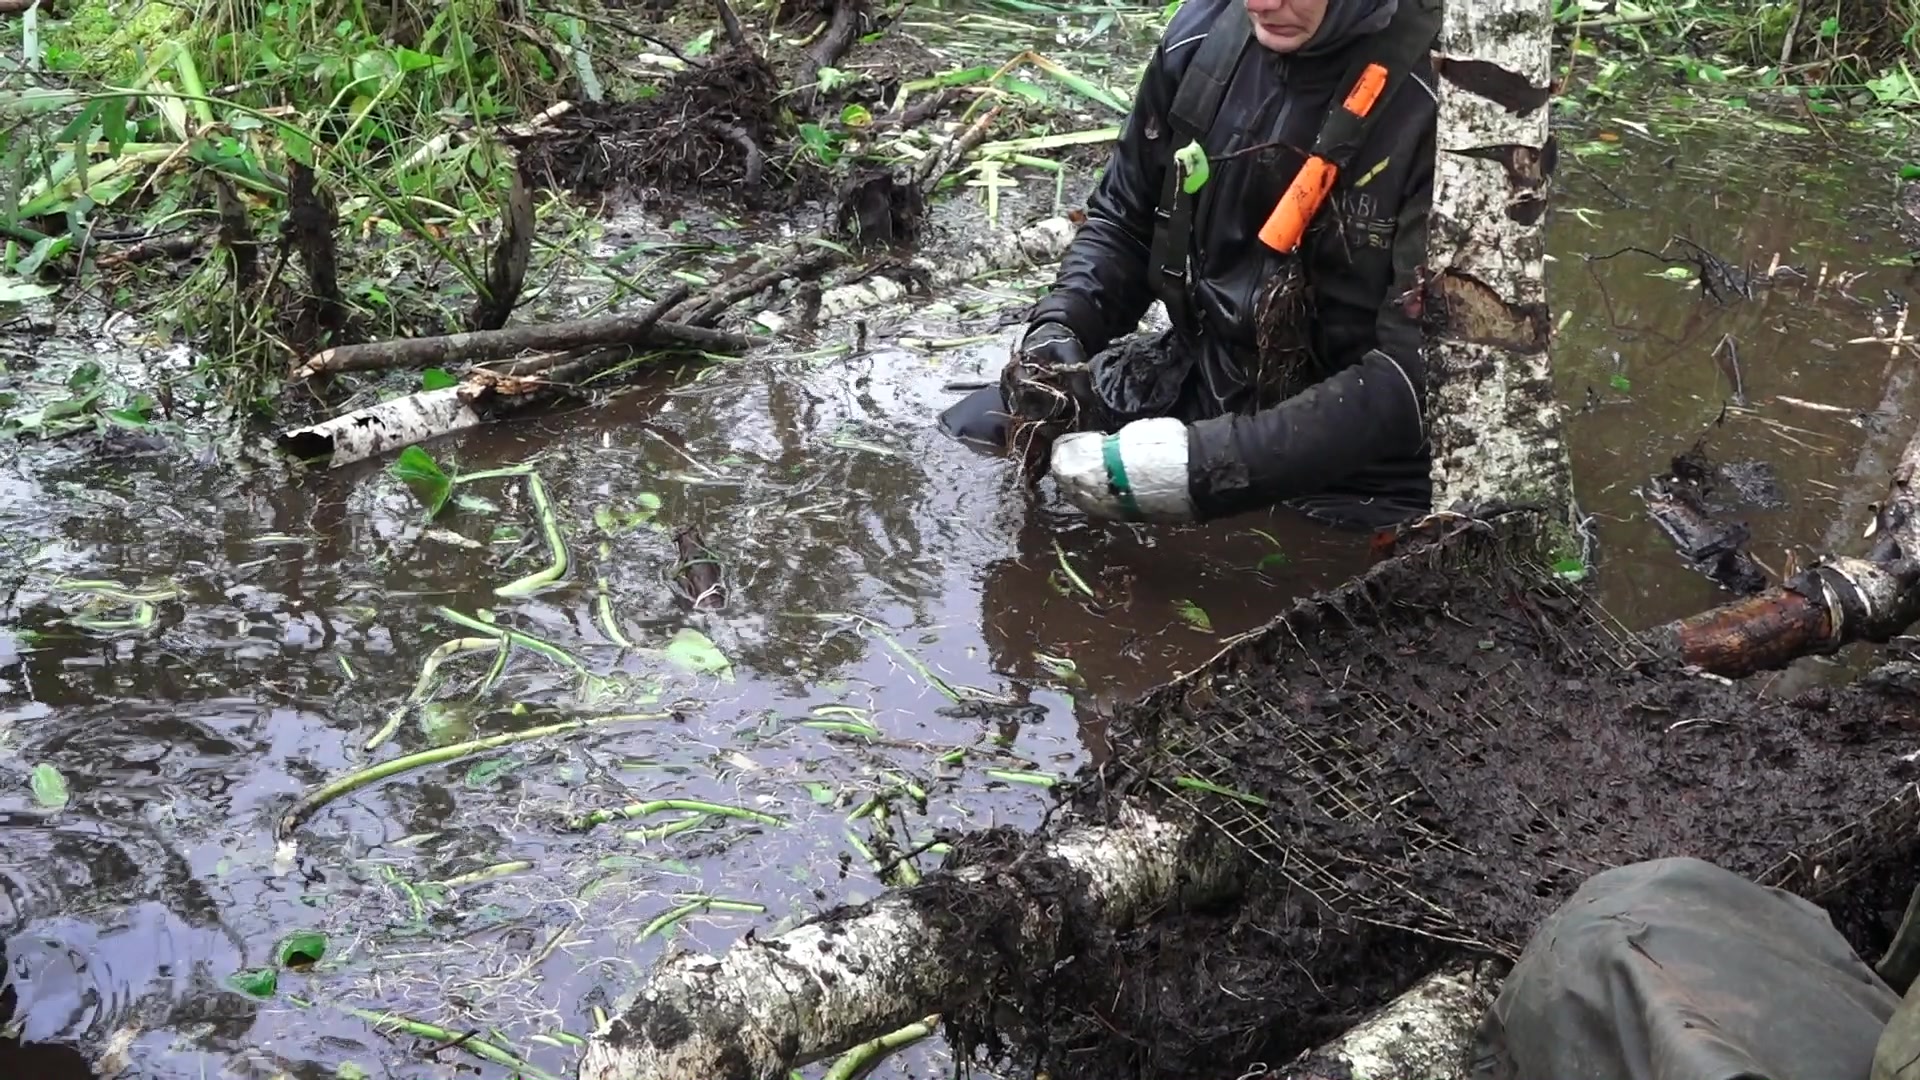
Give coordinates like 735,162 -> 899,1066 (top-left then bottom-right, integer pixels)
365,636 -> 497,751
640,895 -> 766,940
570,798 -> 785,830
438,860 -> 534,887
497,473 -> 568,597
823,1015 -> 941,1080
432,606 -> 589,674
341,1005 -> 562,1080
279,712 -> 664,837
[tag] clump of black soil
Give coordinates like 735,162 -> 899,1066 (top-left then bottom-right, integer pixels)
1670,436 -> 1786,510
938,513 -> 1920,1080
515,52 -> 823,203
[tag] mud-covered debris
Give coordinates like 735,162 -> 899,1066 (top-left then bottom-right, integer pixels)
1644,444 -> 1771,594
942,519 -> 1920,1080
514,53 -> 822,203
834,169 -> 926,248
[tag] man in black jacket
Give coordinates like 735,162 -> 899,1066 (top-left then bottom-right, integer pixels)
941,0 -> 1439,531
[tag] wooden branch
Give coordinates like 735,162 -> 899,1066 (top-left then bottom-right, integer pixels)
469,166 -> 535,331
290,305 -> 753,381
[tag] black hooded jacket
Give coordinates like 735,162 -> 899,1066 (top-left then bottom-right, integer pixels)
1028,0 -> 1437,520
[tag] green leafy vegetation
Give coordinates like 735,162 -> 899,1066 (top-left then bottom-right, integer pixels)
1555,0 -> 1920,120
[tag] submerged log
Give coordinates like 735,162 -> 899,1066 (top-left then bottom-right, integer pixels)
578,803 -> 1230,1080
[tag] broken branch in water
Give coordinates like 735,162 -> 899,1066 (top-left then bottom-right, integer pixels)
290,301 -> 750,380
671,247 -> 844,327
1640,443 -> 1770,596
670,526 -> 727,611
1584,234 -> 1752,304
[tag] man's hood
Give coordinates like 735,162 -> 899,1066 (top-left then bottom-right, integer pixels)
1298,0 -> 1399,56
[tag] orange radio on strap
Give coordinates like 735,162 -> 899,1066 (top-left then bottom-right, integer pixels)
1257,61 -> 1391,254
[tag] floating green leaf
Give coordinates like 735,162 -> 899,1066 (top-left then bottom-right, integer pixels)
390,445 -> 452,518
1175,599 -> 1213,633
465,756 -> 523,789
665,628 -> 733,680
1609,373 -> 1632,392
421,368 -> 458,391
1174,140 -> 1210,194
275,929 -> 328,968
228,967 -> 277,998
0,275 -> 59,303
30,763 -> 68,808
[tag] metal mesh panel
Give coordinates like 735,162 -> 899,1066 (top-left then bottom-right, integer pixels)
1094,511 -> 1920,958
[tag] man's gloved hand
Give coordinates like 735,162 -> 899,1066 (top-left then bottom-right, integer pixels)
1048,416 -> 1196,523
1017,321 -> 1086,368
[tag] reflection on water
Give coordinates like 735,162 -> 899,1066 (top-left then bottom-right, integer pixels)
1,88 -> 1916,1078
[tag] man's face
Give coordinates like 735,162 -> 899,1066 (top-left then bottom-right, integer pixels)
1245,0 -> 1328,52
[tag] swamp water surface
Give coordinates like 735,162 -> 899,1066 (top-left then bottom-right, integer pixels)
2,80 -> 1919,1080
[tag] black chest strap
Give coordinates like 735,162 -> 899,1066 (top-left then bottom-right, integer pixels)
1147,7 -> 1251,333
1145,0 -> 1443,334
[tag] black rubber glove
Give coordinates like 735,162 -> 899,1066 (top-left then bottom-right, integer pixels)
1017,321 -> 1087,369
1000,321 -> 1113,432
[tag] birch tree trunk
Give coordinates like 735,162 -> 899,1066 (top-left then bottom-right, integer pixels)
1423,0 -> 1571,531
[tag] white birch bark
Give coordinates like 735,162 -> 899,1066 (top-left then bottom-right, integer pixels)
276,386 -> 483,467
579,803 -> 1220,1080
1424,0 -> 1572,522
1277,966 -> 1494,1080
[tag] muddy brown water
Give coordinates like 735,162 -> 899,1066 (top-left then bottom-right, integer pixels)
3,85 -> 1919,1079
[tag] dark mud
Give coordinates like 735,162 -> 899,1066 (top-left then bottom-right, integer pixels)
934,515 -> 1920,1080
517,52 -> 809,203
1644,438 -> 1773,594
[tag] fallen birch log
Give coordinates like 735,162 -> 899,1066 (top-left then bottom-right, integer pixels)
578,802 -> 1234,1080
290,309 -> 752,381
278,386 -> 484,467
1276,965 -> 1492,1080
